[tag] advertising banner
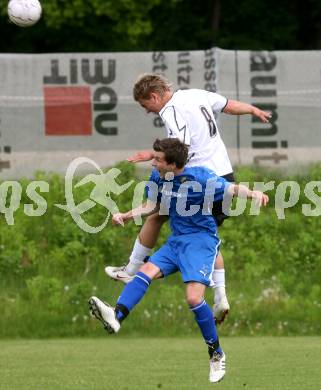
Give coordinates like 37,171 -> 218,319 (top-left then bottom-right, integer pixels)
0,49 -> 320,178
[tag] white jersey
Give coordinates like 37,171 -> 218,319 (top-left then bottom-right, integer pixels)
159,89 -> 233,176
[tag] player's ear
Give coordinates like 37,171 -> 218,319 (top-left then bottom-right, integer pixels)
169,162 -> 177,171
149,92 -> 159,102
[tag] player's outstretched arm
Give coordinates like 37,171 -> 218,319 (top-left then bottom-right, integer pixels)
112,200 -> 159,225
127,150 -> 155,163
228,184 -> 269,207
223,99 -> 272,123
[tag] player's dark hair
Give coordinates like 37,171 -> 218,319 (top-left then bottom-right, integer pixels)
133,73 -> 172,100
153,138 -> 188,169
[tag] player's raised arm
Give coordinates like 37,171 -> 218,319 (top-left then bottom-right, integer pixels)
127,150 -> 155,163
112,200 -> 159,225
228,184 -> 269,207
223,99 -> 272,123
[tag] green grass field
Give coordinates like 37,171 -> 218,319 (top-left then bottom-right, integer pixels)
0,337 -> 320,389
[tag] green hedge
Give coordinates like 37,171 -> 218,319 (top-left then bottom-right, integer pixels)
0,162 -> 320,337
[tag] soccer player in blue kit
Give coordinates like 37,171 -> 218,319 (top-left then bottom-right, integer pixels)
89,138 -> 269,383
106,73 -> 272,324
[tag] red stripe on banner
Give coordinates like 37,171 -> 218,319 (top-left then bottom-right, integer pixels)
44,86 -> 92,136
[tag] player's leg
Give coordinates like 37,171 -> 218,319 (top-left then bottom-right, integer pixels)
211,200 -> 230,324
186,282 -> 225,383
212,251 -> 230,324
90,239 -> 177,333
89,262 -> 160,333
105,213 -> 168,283
178,232 -> 226,382
212,172 -> 235,322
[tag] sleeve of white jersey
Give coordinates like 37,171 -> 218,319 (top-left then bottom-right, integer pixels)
160,106 -> 191,146
207,92 -> 228,113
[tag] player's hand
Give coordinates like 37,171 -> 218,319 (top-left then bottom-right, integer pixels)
251,191 -> 269,206
112,213 -> 125,226
127,150 -> 155,163
255,109 -> 272,123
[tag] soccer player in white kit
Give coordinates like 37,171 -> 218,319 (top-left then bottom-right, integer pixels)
106,74 -> 271,322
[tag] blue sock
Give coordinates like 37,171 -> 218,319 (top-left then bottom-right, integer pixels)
190,300 -> 222,355
115,272 -> 151,321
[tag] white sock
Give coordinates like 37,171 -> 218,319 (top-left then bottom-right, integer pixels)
126,238 -> 151,276
213,269 -> 225,288
212,269 -> 226,302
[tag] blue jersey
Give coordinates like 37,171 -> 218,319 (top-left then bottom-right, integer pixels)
146,166 -> 231,236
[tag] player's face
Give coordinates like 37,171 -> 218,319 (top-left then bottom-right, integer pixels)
138,93 -> 163,114
152,151 -> 175,177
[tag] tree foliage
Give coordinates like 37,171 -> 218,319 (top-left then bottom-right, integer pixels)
0,0 -> 320,52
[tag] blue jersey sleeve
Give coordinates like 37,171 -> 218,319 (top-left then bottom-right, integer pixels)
204,172 -> 231,203
214,176 -> 231,201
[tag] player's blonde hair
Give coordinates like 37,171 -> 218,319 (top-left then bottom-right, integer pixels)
133,73 -> 173,101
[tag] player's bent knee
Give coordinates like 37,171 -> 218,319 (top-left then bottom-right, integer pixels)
139,262 -> 161,280
186,293 -> 204,307
186,283 -> 206,307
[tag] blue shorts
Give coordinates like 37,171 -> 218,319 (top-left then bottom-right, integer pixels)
149,232 -> 220,286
